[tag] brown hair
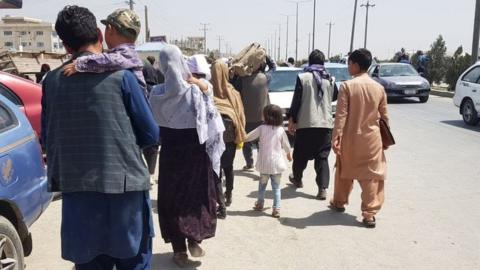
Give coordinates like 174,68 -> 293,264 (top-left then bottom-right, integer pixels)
263,104 -> 284,127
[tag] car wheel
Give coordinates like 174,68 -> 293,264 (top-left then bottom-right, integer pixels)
462,99 -> 480,126
419,95 -> 429,103
0,216 -> 24,270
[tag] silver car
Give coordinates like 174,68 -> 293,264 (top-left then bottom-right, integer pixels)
368,63 -> 431,103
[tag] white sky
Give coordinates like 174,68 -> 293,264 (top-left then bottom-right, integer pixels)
0,0 -> 475,60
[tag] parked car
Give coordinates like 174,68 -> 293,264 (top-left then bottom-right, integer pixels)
453,62 -> 480,126
368,63 -> 431,103
0,71 -> 42,138
268,63 -> 351,117
0,94 -> 52,269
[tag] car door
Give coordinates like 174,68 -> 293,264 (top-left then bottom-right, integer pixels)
0,100 -> 20,190
460,66 -> 480,111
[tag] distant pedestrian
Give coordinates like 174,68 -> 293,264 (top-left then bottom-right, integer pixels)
43,6 -> 158,269
330,49 -> 389,229
36,63 -> 50,83
247,104 -> 292,218
149,44 -> 225,267
187,54 -> 213,95
211,59 -> 247,218
232,55 -> 276,172
147,55 -> 165,83
287,57 -> 295,67
287,50 -> 337,200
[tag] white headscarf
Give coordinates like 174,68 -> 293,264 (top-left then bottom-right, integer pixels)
187,54 -> 211,80
150,44 -> 225,175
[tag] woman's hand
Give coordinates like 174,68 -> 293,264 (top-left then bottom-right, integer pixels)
287,153 -> 293,162
332,136 -> 342,156
188,76 -> 209,93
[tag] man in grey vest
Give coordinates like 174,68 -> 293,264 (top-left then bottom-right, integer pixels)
287,50 -> 337,200
41,6 -> 158,269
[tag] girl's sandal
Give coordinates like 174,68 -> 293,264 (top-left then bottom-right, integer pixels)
271,209 -> 280,218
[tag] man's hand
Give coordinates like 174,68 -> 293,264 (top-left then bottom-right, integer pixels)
63,62 -> 77,77
288,118 -> 296,135
332,136 -> 342,156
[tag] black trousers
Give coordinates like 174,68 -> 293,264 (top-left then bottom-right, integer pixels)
216,142 -> 236,208
143,145 -> 159,175
292,128 -> 332,190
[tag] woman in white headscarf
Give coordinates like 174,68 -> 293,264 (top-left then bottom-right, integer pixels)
149,44 -> 225,267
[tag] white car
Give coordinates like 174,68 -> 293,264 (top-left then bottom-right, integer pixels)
453,63 -> 480,126
268,63 -> 351,119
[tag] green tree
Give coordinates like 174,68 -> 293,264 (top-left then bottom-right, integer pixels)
426,35 -> 447,84
445,46 -> 472,91
329,54 -> 342,63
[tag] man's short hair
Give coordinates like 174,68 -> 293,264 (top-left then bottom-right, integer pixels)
308,50 -> 325,65
348,49 -> 372,71
147,56 -> 156,65
288,57 -> 295,64
55,5 -> 98,51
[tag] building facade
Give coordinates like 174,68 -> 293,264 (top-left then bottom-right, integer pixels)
0,16 -> 65,53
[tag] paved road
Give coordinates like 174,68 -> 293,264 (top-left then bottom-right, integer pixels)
25,96 -> 480,270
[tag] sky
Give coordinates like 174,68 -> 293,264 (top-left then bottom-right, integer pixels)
0,0 -> 475,60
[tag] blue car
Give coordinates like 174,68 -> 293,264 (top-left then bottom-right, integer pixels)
0,94 -> 52,270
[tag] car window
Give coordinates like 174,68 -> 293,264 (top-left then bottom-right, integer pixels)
0,84 -> 22,106
326,67 -> 352,82
0,103 -> 17,133
462,66 -> 480,84
379,65 -> 418,77
269,70 -> 302,92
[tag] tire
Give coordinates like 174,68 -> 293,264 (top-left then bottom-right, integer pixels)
419,95 -> 429,103
462,99 -> 480,126
0,216 -> 25,270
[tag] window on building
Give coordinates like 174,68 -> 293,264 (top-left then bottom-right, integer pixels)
36,31 -> 44,36
52,31 -> 58,37
53,42 -> 58,49
59,43 -> 64,49
4,42 -> 13,47
21,42 -> 28,47
3,31 -> 12,36
19,31 -> 27,35
37,42 -> 45,48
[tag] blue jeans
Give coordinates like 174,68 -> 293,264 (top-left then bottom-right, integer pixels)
258,174 -> 282,209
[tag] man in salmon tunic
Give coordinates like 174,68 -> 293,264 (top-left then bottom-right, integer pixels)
329,49 -> 390,228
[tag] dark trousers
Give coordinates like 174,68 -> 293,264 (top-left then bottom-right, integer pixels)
216,142 -> 237,208
242,122 -> 262,167
75,237 -> 152,270
292,128 -> 332,190
143,145 -> 159,175
171,238 -> 201,253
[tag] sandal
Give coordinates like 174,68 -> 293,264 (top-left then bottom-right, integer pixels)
362,217 -> 376,228
188,241 -> 206,258
271,209 -> 280,218
252,201 -> 264,211
328,202 -> 346,213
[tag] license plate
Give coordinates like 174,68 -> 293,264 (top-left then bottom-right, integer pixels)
404,90 -> 417,95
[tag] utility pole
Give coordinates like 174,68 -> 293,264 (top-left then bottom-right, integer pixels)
312,0 -> 316,50
281,14 -> 292,60
349,0 -> 359,52
217,36 -> 223,57
127,0 -> 134,10
200,23 -> 210,54
308,33 -> 311,55
327,21 -> 334,59
278,24 -> 281,61
274,30 -> 277,59
361,1 -> 375,48
144,5 -> 150,42
289,0 -> 310,62
473,0 -> 480,63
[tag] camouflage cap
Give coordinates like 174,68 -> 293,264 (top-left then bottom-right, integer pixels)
101,9 -> 141,41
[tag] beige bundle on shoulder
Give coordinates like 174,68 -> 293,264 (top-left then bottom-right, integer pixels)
230,43 -> 267,77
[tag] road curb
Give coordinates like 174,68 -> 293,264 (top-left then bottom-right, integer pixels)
430,89 -> 454,98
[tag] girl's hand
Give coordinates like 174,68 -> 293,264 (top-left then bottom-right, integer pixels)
63,61 -> 77,77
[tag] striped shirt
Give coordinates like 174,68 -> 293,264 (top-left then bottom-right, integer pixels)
245,125 -> 291,175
